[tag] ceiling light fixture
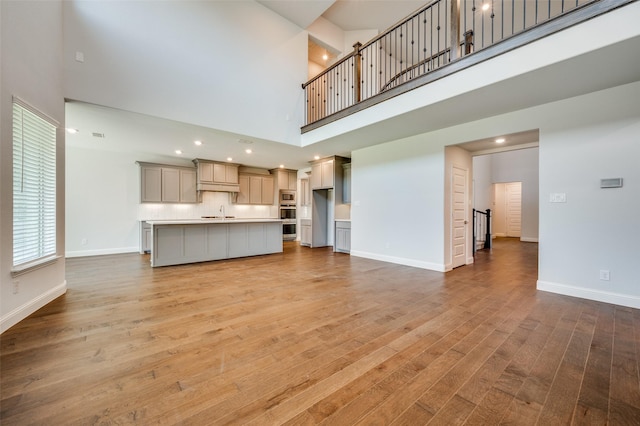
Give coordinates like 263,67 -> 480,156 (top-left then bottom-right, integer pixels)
279,164 -> 285,168
322,53 -> 328,61
66,128 -> 79,134
227,157 -> 233,162
194,140 -> 202,146
245,149 -> 252,154
314,155 -> 320,160
175,150 -> 183,155
495,138 -> 505,144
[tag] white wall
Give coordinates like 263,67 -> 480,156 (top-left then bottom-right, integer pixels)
65,145 -> 278,257
351,135 -> 446,271
351,81 -> 639,308
537,85 -> 640,308
1,0 -> 66,332
63,0 -> 308,146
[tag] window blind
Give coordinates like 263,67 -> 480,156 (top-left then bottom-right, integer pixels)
12,99 -> 57,267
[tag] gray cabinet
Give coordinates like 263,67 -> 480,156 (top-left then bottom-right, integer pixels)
300,178 -> 311,206
150,221 -> 283,267
311,159 -> 334,190
193,159 -> 240,192
180,169 -> 197,203
236,174 -> 274,205
335,221 -> 351,253
138,162 -> 197,203
300,219 -> 312,246
274,169 -> 297,191
140,221 -> 152,253
141,166 -> 162,202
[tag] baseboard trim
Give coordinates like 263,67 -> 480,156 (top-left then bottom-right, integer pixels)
1,281 -> 67,334
521,237 -> 539,243
65,247 -> 139,258
537,280 -> 640,309
350,250 -> 446,272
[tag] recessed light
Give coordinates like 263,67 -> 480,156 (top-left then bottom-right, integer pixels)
482,3 -> 490,11
279,164 -> 285,168
227,157 -> 233,162
175,150 -> 183,155
194,140 -> 202,146
495,138 -> 505,144
245,149 -> 252,154
322,53 -> 328,61
66,128 -> 79,134
314,155 -> 320,160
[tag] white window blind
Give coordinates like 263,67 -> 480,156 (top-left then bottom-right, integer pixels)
13,99 -> 57,268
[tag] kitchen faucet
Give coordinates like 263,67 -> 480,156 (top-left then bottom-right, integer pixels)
220,204 -> 225,219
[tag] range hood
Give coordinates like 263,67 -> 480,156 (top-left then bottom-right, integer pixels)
197,182 -> 240,193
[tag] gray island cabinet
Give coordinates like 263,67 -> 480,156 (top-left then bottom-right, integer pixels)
146,219 -> 283,267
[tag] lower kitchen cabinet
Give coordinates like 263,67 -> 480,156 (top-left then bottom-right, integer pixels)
300,219 -> 311,246
140,221 -> 152,253
335,220 -> 351,253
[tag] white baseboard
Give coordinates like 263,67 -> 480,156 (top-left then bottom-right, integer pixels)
350,250 -> 446,272
521,237 -> 539,243
65,246 -> 139,258
537,280 -> 640,309
1,281 -> 67,334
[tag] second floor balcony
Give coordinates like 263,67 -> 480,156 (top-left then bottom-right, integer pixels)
302,0 -> 635,132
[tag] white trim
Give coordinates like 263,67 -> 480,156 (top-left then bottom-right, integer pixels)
1,281 -> 67,334
350,250 -> 446,272
65,247 -> 139,258
537,280 -> 640,309
495,232 -> 507,237
520,237 -> 539,243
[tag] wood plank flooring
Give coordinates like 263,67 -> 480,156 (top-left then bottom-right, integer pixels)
1,238 -> 639,425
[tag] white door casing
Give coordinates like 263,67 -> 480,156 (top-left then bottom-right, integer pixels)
452,166 -> 468,268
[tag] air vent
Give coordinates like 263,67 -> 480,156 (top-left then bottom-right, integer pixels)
92,132 -> 105,138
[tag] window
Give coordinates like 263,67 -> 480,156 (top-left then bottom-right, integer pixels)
12,98 -> 57,269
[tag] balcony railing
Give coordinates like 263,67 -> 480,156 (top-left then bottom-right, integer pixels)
302,0 -> 602,128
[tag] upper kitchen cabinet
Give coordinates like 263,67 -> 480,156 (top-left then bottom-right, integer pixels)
235,173 -> 274,205
273,169 -> 297,191
310,156 -> 350,190
193,158 -> 240,192
138,162 -> 197,203
300,178 -> 311,206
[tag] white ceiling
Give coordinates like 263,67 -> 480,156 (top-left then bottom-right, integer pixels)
258,0 -> 428,32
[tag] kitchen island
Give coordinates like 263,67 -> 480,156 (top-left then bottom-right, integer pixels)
145,218 -> 283,267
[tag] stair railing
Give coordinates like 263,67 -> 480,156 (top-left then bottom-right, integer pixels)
302,0 -> 599,127
473,208 -> 492,255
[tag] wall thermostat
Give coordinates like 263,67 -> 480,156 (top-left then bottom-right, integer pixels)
600,178 -> 623,188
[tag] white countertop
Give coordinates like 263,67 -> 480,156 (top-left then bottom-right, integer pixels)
146,218 -> 283,225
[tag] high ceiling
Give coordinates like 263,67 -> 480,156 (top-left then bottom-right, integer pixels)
258,0 -> 428,31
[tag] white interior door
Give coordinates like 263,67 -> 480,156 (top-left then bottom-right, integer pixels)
505,182 -> 522,237
452,166 -> 468,268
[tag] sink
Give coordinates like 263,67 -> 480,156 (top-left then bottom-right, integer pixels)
201,216 -> 235,219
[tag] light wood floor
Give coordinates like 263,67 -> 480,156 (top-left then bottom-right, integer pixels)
1,238 -> 639,425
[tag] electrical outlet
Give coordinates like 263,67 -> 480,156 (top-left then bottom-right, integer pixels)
599,269 -> 610,281
13,280 -> 19,294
